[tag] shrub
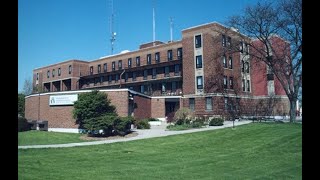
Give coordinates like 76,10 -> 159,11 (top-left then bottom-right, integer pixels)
18,117 -> 29,132
147,118 -> 159,121
172,108 -> 194,125
136,119 -> 150,129
209,118 -> 224,126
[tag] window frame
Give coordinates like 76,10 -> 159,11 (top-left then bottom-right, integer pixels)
196,76 -> 203,89
195,35 -> 202,48
167,50 -> 173,61
205,97 -> 213,111
196,55 -> 203,69
189,98 -> 195,111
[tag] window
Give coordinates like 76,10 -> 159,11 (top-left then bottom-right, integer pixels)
69,65 -> 72,74
167,50 -> 173,61
224,97 -> 228,110
152,68 -> 157,79
229,56 -> 233,69
206,97 -> 213,111
108,75 -> 112,82
245,62 -> 250,73
241,60 -> 245,72
165,66 -> 170,77
223,55 -> 227,68
98,64 -> 101,73
222,35 -> 226,47
115,74 -> 119,82
90,66 -> 93,75
140,85 -> 145,93
242,79 -> 245,91
104,63 -> 107,72
155,52 -> 160,63
36,73 -> 39,80
58,68 -> 61,76
229,77 -> 234,89
224,76 -> 228,89
147,54 -> 152,65
125,73 -> 128,82
47,70 -> 50,78
247,80 -> 250,92
128,58 -> 132,68
245,43 -> 249,55
52,69 -> 55,77
197,76 -> 203,89
177,48 -> 183,60
196,55 -> 202,68
189,98 -> 195,111
172,81 -> 177,92
240,41 -> 244,53
112,62 -> 115,71
100,76 -> 103,83
174,64 -> 180,76
136,56 -> 140,66
267,74 -> 274,81
118,60 -> 122,70
143,70 -> 148,80
227,36 -> 231,48
162,82 -> 166,92
195,35 -> 202,48
133,72 -> 136,81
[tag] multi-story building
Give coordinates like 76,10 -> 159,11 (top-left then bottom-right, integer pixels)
25,22 -> 290,130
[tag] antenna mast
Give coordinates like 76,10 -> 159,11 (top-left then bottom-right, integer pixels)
153,0 -> 156,46
170,17 -> 173,42
110,0 -> 116,54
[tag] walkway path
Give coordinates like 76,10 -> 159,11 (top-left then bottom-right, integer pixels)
18,120 -> 252,149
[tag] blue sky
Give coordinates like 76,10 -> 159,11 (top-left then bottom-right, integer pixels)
18,0 -> 260,93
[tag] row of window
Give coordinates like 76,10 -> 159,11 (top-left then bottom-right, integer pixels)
90,48 -> 183,75
189,97 -> 240,112
46,65 -> 72,79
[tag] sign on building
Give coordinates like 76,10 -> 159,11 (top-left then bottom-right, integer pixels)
49,94 -> 78,106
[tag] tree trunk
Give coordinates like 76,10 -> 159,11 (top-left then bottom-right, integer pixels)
289,99 -> 296,123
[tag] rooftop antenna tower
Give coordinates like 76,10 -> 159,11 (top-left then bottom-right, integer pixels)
170,17 -> 173,42
110,0 -> 116,54
153,0 -> 156,46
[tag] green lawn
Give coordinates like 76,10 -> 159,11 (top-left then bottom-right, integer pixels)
18,130 -> 88,146
18,123 -> 302,179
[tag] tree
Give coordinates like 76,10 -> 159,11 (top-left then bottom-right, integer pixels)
73,90 -> 117,128
23,78 -> 33,95
228,0 -> 302,122
18,93 -> 25,117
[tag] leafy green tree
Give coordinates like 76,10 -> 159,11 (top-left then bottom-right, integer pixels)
18,93 -> 25,117
73,90 -> 117,128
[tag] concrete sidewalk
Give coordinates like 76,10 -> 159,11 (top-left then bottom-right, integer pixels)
18,120 -> 252,149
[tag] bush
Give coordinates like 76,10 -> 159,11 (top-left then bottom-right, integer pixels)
209,118 -> 224,126
147,118 -> 159,121
136,119 -> 150,129
172,108 -> 194,125
18,117 -> 29,132
83,115 -> 133,136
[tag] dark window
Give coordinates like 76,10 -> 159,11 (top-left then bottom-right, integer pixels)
197,76 -> 203,89
245,43 -> 249,55
155,52 -> 160,63
242,79 -> 245,91
206,97 -> 213,111
167,50 -> 173,61
227,36 -> 231,48
36,73 -> 39,80
229,56 -> 233,69
118,60 -> 122,70
247,80 -> 250,92
172,81 -> 177,92
133,72 -> 136,81
143,70 -> 148,80
245,62 -> 250,73
90,66 -> 93,75
69,65 -> 72,74
195,35 -> 202,48
136,56 -> 140,66
128,58 -> 132,68
196,55 -> 202,68
224,76 -> 228,89
223,55 -> 227,68
112,62 -> 115,71
229,77 -> 234,89
98,64 -> 101,73
147,54 -> 152,65
140,85 -> 145,93
222,35 -> 226,47
224,97 -> 228,110
58,68 -> 61,76
267,74 -> 274,81
174,64 -> 180,76
152,68 -> 157,79
115,74 -> 119,82
177,48 -> 183,60
100,76 -> 103,83
240,41 -> 244,53
52,69 -> 55,77
165,66 -> 170,77
241,60 -> 245,72
108,75 -> 112,82
189,98 -> 195,111
125,73 -> 128,82
104,63 -> 107,72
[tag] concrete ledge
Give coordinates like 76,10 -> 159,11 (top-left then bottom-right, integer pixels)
148,121 -> 162,126
48,128 -> 84,133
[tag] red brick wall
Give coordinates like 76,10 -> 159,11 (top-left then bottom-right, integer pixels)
151,98 -> 165,118
181,35 -> 195,95
133,95 -> 151,120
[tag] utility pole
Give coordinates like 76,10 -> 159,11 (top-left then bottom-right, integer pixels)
170,17 -> 173,42
152,0 -> 156,46
110,0 -> 116,54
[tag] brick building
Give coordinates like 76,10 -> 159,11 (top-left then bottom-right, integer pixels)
25,22 -> 290,130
